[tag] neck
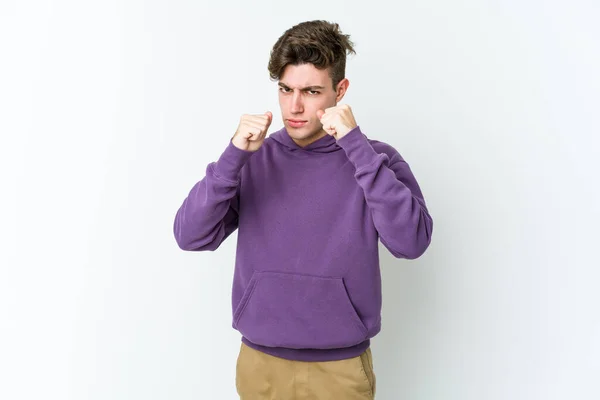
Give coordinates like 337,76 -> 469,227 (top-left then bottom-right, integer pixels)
292,129 -> 328,148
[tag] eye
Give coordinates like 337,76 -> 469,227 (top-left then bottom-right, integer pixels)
308,90 -> 320,95
279,87 -> 291,93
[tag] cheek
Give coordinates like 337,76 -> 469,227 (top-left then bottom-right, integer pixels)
278,95 -> 286,107
308,98 -> 329,114
318,95 -> 336,110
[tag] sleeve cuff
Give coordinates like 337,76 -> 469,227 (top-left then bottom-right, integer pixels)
212,140 -> 254,182
336,126 -> 381,170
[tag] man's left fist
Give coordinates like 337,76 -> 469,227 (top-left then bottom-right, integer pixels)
316,104 -> 358,140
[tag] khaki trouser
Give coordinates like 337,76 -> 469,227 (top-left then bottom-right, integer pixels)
236,342 -> 376,399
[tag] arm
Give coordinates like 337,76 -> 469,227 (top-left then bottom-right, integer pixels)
337,126 -> 433,259
173,140 -> 253,251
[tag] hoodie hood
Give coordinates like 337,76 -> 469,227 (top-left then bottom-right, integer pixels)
268,127 -> 343,154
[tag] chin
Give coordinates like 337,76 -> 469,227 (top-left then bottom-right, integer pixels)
287,124 -> 318,138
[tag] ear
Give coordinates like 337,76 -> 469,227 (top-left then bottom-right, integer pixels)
335,78 -> 350,103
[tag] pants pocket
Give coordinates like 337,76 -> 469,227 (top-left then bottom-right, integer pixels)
235,342 -> 291,399
235,342 -> 245,395
233,271 -> 368,349
359,348 -> 376,397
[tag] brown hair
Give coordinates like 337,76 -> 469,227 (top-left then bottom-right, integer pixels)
268,20 -> 356,90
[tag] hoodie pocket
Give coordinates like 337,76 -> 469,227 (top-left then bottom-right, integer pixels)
233,271 -> 368,349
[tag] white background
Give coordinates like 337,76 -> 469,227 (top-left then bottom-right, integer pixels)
1,1 -> 599,399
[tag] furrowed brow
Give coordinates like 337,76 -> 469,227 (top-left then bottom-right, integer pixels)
278,82 -> 325,90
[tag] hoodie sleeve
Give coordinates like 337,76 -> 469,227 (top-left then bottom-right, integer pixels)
336,126 -> 433,259
173,140 -> 254,251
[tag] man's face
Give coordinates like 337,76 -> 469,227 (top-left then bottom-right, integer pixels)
278,63 -> 348,147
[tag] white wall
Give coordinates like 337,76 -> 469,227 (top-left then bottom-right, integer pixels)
1,1 -> 599,399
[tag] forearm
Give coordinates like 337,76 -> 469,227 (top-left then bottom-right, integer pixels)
173,140 -> 253,251
338,127 -> 433,259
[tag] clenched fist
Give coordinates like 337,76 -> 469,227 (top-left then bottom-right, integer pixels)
316,104 -> 357,140
231,112 -> 273,152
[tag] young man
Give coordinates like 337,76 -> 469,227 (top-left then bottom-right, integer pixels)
173,20 -> 433,399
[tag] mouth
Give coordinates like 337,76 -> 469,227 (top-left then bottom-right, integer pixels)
287,119 -> 308,128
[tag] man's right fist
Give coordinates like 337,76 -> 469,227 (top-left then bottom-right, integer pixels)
231,111 -> 273,152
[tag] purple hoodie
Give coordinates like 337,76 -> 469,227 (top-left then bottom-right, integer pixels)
174,125 -> 433,361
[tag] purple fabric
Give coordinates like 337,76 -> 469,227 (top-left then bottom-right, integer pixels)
174,126 -> 433,361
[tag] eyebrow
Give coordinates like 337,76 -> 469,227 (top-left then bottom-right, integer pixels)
278,82 -> 326,90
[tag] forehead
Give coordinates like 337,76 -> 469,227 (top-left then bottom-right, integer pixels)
279,63 -> 331,87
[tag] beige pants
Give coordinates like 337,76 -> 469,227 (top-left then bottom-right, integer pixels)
236,342 -> 376,399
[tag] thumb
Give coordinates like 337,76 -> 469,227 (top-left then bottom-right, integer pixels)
316,109 -> 325,120
265,111 -> 273,127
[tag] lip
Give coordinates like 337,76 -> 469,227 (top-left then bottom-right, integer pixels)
287,119 -> 308,128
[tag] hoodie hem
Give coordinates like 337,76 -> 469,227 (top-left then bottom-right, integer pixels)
240,336 -> 371,362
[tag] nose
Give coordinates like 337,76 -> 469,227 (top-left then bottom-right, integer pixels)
290,91 -> 304,114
